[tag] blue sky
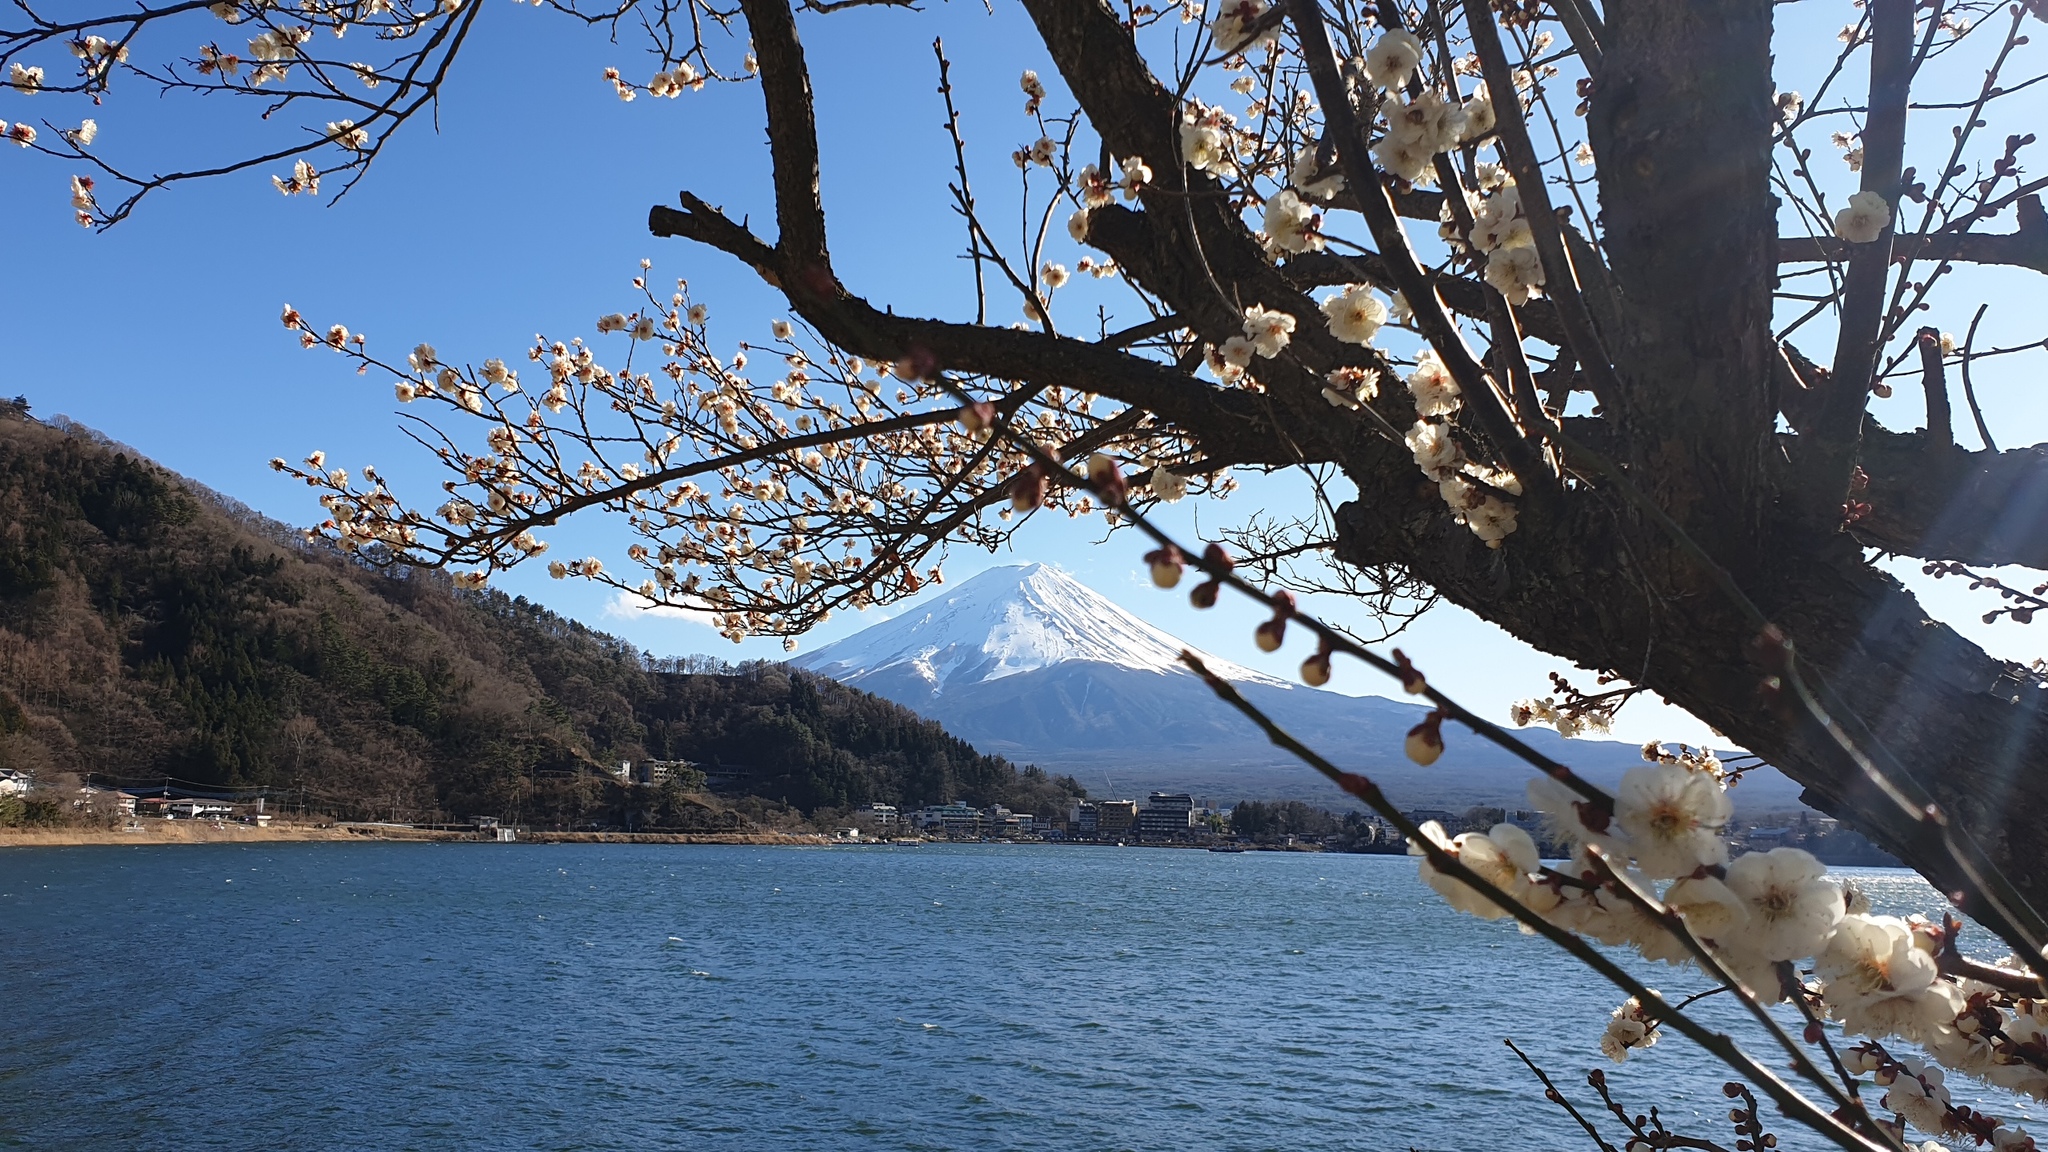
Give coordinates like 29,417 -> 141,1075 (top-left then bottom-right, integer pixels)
3,0 -> 2042,751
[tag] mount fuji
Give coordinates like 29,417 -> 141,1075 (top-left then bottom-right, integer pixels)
793,564 -> 1808,811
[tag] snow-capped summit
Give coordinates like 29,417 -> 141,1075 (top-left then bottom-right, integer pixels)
788,562 -> 1804,812
794,563 -> 1289,696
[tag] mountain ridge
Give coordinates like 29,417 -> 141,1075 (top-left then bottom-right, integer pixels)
0,407 -> 1082,826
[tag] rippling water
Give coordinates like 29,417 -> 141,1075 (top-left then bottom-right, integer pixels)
0,844 -> 2036,1150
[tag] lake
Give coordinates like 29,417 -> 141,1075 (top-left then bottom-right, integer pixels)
0,843 -> 2035,1150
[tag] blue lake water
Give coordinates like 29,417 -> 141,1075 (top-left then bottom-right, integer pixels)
0,843 -> 2036,1150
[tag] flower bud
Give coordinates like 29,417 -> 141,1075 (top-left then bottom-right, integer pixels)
1393,648 -> 1427,694
1404,725 -> 1443,766
1190,580 -> 1220,609
1254,618 -> 1285,652
1087,452 -> 1128,505
1300,652 -> 1331,687
959,400 -> 997,436
1144,545 -> 1184,588
1405,708 -> 1446,765
1010,463 -> 1048,511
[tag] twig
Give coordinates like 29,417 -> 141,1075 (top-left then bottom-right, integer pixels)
1506,1038 -> 1620,1152
1960,304 -> 1997,452
1916,327 -> 1952,451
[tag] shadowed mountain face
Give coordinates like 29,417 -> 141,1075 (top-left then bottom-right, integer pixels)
795,564 -> 1811,811
0,411 -> 1082,824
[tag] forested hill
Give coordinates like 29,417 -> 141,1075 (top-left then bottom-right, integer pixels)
0,404 -> 1083,826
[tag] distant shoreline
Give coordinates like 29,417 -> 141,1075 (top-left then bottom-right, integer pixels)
0,824 -> 834,849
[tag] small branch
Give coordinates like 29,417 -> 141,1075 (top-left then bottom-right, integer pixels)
1915,327 -> 1952,451
1505,1038 -> 1620,1152
1960,304 -> 1997,453
1774,223 -> 2048,276
1939,949 -> 2048,997
1815,0 -> 1912,446
932,39 -> 987,327
1458,0 -> 1627,415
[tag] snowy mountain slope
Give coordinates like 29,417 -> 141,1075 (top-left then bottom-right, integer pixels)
795,563 -> 1290,695
793,564 -> 1810,811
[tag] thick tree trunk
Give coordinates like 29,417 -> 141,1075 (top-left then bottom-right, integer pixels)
1332,493 -> 2048,942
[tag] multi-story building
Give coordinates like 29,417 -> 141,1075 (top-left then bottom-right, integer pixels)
1138,792 -> 1196,840
1068,801 -> 1099,838
914,802 -> 984,838
1095,799 -> 1140,838
633,759 -> 695,786
858,803 -> 899,828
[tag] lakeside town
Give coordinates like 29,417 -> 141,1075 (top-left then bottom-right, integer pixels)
0,763 -> 1900,864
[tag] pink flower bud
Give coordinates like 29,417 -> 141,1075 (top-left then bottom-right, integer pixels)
1087,452 -> 1128,505
1393,648 -> 1427,694
959,400 -> 997,435
1009,463 -> 1048,511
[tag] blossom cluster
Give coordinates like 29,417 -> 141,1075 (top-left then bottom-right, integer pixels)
268,262 -> 1222,645
1409,744 -> 2047,1145
1397,351 -> 1521,546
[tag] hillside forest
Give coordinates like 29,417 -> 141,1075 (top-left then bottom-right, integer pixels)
0,402 -> 1084,829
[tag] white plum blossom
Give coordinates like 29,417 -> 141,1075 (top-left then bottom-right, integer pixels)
1321,285 -> 1387,346
1374,89 -> 1466,184
1409,821 -> 1545,921
9,63 -> 46,93
1663,876 -> 1748,940
1527,774 -> 1630,857
327,119 -> 368,149
1405,419 -> 1461,477
1241,305 -> 1295,358
1469,182 -> 1530,253
1460,84 -> 1497,141
1209,0 -> 1275,54
1883,1058 -> 1953,1136
1321,366 -> 1379,410
1262,189 -> 1322,256
1486,245 -> 1546,305
1148,467 -> 1188,502
1067,209 -> 1092,243
1180,119 -> 1232,175
1365,29 -> 1423,90
1117,156 -> 1151,200
1722,847 -> 1842,963
1613,761 -> 1731,879
1601,996 -> 1661,1062
1076,164 -> 1114,208
1290,144 -> 1345,200
1835,190 -> 1892,244
1817,915 -> 1958,1041
1021,69 -> 1045,114
1406,348 -> 1462,417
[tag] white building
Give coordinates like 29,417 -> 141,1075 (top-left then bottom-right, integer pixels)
0,770 -> 30,797
914,802 -> 983,837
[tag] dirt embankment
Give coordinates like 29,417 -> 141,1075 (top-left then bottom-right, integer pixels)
0,822 -> 360,848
